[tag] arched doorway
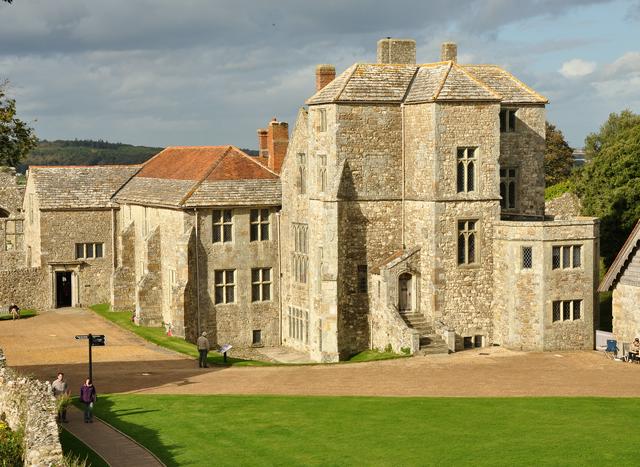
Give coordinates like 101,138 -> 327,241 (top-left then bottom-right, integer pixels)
398,272 -> 412,312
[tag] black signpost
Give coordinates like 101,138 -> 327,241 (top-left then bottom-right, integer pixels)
75,334 -> 106,382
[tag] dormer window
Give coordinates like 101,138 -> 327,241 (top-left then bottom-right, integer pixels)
500,109 -> 517,133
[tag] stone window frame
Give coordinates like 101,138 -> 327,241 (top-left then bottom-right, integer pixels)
357,264 -> 368,293
500,108 -> 517,133
292,223 -> 309,284
318,108 -> 327,133
75,242 -> 104,260
288,306 -> 309,343
521,246 -> 533,270
251,267 -> 272,302
456,147 -> 477,194
297,153 -> 307,195
551,299 -> 582,322
4,219 -> 23,251
551,244 -> 582,270
318,154 -> 327,193
214,269 -> 235,305
457,218 -> 480,267
499,166 -> 518,210
212,209 -> 233,243
250,208 -> 270,242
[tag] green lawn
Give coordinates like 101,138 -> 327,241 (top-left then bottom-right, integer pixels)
0,309 -> 37,321
93,394 -> 639,466
89,304 -> 270,366
59,428 -> 109,467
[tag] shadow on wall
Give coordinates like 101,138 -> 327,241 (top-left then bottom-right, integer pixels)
337,161 -> 371,359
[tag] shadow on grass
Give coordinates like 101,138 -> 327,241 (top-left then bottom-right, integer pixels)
0,310 -> 37,321
91,396 -> 180,467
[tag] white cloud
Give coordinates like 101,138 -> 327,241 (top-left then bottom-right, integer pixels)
559,58 -> 597,78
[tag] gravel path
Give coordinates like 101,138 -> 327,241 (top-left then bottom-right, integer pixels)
3,309 -> 640,397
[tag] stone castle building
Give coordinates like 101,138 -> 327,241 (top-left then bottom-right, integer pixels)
0,39 -> 599,362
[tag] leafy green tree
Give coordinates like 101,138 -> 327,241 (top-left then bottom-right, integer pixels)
584,109 -> 640,161
544,122 -> 574,186
574,115 -> 640,266
0,82 -> 38,168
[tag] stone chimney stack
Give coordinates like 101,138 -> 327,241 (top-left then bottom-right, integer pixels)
377,38 -> 416,64
316,64 -> 336,92
266,118 -> 288,173
441,42 -> 458,63
257,128 -> 268,160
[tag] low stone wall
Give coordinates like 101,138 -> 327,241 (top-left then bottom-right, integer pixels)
0,267 -> 48,311
369,294 -> 420,355
545,192 -> 582,219
0,354 -> 64,466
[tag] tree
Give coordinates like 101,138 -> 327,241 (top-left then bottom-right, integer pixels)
0,82 -> 38,168
584,109 -> 640,161
574,112 -> 640,266
544,122 -> 574,186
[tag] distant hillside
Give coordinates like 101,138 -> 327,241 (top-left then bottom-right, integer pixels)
19,140 -> 259,172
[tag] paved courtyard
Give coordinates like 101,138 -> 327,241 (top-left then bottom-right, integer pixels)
3,309 -> 640,397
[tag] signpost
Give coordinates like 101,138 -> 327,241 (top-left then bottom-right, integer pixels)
219,344 -> 232,363
75,334 -> 106,382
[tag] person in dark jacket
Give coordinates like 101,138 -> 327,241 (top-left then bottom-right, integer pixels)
80,378 -> 97,423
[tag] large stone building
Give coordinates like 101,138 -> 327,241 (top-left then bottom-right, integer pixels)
1,38 -> 600,362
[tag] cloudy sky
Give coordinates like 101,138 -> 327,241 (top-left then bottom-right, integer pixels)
1,0 -> 639,149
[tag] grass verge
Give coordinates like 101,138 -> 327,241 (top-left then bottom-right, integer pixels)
60,428 -> 109,467
347,349 -> 407,362
0,309 -> 37,321
89,304 -> 270,366
94,394 -> 640,466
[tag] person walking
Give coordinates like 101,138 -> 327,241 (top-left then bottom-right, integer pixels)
9,304 -> 19,320
51,372 -> 70,423
80,378 -> 97,423
197,331 -> 210,368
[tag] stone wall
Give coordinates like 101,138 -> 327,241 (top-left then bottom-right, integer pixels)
493,218 -> 599,350
612,282 -> 640,344
40,209 -> 116,307
0,166 -> 25,215
370,274 -> 420,354
545,192 -> 582,219
136,226 -> 163,326
499,105 -> 546,216
0,267 -> 47,311
0,365 -> 63,466
111,221 -> 136,310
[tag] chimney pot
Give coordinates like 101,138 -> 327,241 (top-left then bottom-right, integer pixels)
267,119 -> 288,173
257,128 -> 268,159
316,64 -> 336,92
377,38 -> 416,64
441,42 -> 458,63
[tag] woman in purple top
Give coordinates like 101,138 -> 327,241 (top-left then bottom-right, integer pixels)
80,378 -> 97,423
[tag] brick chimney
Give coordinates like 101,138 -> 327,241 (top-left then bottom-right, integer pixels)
316,64 -> 336,92
257,128 -> 268,160
377,38 -> 416,64
256,118 -> 287,173
441,42 -> 457,63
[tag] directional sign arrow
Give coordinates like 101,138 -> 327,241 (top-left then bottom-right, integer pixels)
75,335 -> 89,340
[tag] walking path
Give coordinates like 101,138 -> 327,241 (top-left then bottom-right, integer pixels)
64,406 -> 164,467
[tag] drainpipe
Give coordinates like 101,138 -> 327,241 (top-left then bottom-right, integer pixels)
195,209 -> 201,336
401,103 -> 406,250
276,210 -> 283,345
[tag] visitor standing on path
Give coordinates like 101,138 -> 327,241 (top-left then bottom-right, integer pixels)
80,378 -> 97,423
51,372 -> 70,423
9,304 -> 19,320
197,331 -> 210,368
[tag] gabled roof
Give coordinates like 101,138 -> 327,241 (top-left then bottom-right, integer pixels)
29,165 -> 140,209
114,146 -> 280,207
599,220 -> 640,292
306,61 -> 546,105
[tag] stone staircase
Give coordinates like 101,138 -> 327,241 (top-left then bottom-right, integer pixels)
400,312 -> 449,355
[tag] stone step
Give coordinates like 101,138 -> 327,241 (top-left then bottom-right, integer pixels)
417,334 -> 449,356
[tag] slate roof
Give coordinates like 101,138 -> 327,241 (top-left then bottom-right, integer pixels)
306,61 -> 546,105
30,165 -> 140,209
599,220 -> 640,292
114,146 -> 280,207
